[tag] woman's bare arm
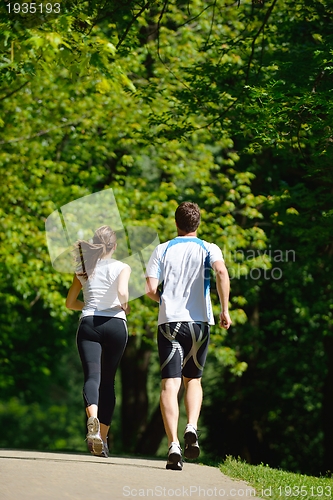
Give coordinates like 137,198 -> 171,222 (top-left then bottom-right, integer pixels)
65,274 -> 84,311
118,265 -> 131,314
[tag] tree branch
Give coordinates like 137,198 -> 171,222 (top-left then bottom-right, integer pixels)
245,0 -> 278,85
0,115 -> 88,145
312,70 -> 326,93
177,3 -> 216,30
116,1 -> 152,49
203,0 -> 217,51
156,0 -> 170,56
0,80 -> 30,102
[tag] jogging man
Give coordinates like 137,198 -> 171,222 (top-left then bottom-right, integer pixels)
145,202 -> 231,470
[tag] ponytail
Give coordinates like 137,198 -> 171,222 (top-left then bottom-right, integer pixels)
74,225 -> 116,280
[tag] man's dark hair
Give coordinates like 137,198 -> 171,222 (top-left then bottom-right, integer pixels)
175,202 -> 201,233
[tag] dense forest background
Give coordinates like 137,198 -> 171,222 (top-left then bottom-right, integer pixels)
0,0 -> 332,476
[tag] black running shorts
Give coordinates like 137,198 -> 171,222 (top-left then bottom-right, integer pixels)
157,322 -> 210,379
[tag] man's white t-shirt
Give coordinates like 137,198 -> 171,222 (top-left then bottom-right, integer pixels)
146,236 -> 224,325
77,258 -> 129,320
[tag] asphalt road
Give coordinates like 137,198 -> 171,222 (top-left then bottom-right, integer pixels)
1,450 -> 263,499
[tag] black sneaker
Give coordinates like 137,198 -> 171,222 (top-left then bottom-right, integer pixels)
166,442 -> 183,470
184,424 -> 200,459
100,440 -> 109,458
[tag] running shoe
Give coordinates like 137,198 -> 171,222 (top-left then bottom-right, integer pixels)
100,440 -> 109,458
166,442 -> 183,471
184,424 -> 200,459
86,416 -> 103,456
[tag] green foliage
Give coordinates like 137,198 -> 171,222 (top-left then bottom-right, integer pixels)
220,456 -> 333,500
0,397 -> 85,451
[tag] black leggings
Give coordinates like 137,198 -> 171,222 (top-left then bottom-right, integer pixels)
76,316 -> 128,426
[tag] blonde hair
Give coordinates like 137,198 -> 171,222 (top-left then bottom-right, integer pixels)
74,225 -> 117,280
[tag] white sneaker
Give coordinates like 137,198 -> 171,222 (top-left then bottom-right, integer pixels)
166,442 -> 183,470
86,416 -> 103,456
184,424 -> 200,459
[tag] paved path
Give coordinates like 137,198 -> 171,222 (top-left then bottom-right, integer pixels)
1,450 -> 262,499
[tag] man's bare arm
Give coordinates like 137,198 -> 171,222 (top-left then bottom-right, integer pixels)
145,277 -> 160,303
212,260 -> 232,329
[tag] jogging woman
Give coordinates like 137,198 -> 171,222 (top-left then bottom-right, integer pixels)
66,225 -> 130,457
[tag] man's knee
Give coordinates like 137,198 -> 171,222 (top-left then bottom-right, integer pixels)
183,376 -> 202,389
161,377 -> 182,392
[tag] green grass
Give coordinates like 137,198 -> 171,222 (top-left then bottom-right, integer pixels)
219,456 -> 333,500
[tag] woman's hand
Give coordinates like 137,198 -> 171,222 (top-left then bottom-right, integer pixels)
121,303 -> 131,315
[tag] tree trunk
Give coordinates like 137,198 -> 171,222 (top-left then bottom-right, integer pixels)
323,336 -> 333,474
120,335 -> 152,452
120,333 -> 187,455
136,384 -> 185,455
